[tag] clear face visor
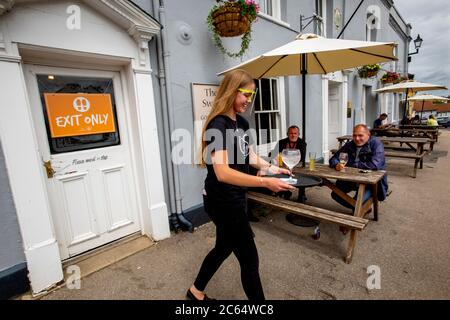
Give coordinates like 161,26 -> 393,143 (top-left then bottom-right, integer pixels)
238,87 -> 258,118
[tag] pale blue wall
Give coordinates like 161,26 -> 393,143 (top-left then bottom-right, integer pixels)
0,140 -> 26,272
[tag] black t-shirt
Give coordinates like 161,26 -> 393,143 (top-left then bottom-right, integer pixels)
204,114 -> 252,203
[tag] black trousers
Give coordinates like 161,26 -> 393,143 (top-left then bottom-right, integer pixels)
194,194 -> 265,301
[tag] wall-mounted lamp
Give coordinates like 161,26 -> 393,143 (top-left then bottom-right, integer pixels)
408,34 -> 423,63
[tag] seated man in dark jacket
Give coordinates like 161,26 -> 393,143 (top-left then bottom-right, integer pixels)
270,125 -> 307,201
329,124 -> 388,212
271,125 -> 307,167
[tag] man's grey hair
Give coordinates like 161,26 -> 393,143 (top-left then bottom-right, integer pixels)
287,125 -> 300,134
353,124 -> 370,133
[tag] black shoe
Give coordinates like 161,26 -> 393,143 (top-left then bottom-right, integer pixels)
186,288 -> 215,301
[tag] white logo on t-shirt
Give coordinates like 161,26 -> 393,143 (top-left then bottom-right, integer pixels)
239,133 -> 249,158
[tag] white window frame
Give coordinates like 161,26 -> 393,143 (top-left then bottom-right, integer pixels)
315,0 -> 327,37
257,0 -> 291,28
254,77 -> 286,156
258,0 -> 280,19
321,0 -> 327,37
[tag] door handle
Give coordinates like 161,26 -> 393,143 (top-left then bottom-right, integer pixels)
43,160 -> 55,179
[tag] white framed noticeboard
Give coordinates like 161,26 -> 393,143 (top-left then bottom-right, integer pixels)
191,83 -> 219,163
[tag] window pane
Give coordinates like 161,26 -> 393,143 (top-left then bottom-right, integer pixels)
254,80 -> 261,111
271,79 -> 278,110
254,77 -> 281,145
37,75 -> 120,154
259,113 -> 271,144
270,113 -> 279,142
261,79 -> 271,111
270,113 -> 278,130
257,0 -> 264,13
255,113 -> 260,145
258,0 -> 267,15
267,0 -> 273,16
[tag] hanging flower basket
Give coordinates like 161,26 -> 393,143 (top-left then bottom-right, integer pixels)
207,0 -> 260,59
212,3 -> 251,37
358,70 -> 378,78
380,71 -> 401,84
357,64 -> 381,79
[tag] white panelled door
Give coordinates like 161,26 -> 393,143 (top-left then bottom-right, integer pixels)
328,82 -> 342,150
25,65 -> 141,260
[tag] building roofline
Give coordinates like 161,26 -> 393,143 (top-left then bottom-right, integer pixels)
129,0 -> 162,28
391,2 -> 409,29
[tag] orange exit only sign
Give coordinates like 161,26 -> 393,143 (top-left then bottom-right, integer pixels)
44,93 -> 116,138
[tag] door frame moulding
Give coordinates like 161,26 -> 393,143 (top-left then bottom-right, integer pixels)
321,71 -> 348,162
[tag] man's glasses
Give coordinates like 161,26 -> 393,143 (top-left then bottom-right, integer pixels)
238,88 -> 257,100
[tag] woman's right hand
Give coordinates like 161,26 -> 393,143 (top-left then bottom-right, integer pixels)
263,177 -> 296,193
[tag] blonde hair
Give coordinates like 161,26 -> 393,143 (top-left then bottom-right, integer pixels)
199,69 -> 255,167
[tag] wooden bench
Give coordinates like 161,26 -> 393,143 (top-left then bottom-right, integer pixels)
385,150 -> 426,178
248,191 -> 369,263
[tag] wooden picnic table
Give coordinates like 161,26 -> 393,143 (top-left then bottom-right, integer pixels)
249,163 -> 386,263
337,135 -> 430,153
399,124 -> 438,130
398,125 -> 440,142
379,136 -> 429,153
371,126 -> 439,144
292,164 -> 386,263
336,135 -> 430,178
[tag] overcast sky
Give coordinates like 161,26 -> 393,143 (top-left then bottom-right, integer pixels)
393,0 -> 450,96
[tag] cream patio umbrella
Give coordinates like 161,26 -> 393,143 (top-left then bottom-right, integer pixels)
407,94 -> 449,119
219,33 -> 398,142
374,80 -> 447,120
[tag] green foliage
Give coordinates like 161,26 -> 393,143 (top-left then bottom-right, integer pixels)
357,64 -> 381,78
380,71 -> 405,84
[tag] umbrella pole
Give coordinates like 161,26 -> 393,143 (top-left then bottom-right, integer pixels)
404,88 -> 409,120
301,53 -> 307,167
421,100 -> 425,120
